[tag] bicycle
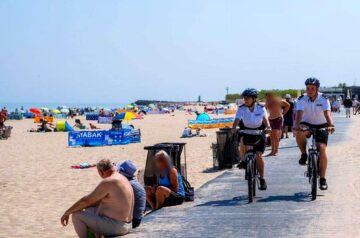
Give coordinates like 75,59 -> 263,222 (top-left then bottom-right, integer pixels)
239,129 -> 265,203
300,127 -> 329,200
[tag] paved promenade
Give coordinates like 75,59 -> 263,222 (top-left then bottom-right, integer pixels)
129,115 -> 360,238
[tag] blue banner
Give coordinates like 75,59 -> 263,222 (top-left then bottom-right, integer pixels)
98,116 -> 113,124
68,129 -> 141,147
85,113 -> 99,121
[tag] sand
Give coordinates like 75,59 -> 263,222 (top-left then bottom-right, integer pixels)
0,111 -> 226,237
1,111 -> 359,237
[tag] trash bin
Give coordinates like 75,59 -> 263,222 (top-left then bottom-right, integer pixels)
216,128 -> 240,169
211,143 -> 219,169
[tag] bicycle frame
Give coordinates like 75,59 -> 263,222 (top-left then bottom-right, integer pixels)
302,127 -> 328,200
239,129 -> 264,203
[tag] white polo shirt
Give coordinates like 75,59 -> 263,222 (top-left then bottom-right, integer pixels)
296,93 -> 330,125
235,104 -> 267,129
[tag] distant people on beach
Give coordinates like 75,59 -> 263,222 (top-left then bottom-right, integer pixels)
29,119 -> 54,132
282,94 -> 295,138
74,119 -> 86,129
145,151 -> 185,210
89,123 -> 100,130
0,110 -> 6,128
0,111 -> 6,137
111,119 -> 123,130
181,127 -> 193,138
61,159 -> 134,237
332,99 -> 341,113
181,127 -> 206,138
352,98 -> 359,114
117,160 -> 146,229
265,92 -> 290,156
344,96 -> 353,118
1,107 -> 8,122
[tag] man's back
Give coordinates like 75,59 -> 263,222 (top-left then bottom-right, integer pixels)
97,173 -> 134,223
266,97 -> 284,119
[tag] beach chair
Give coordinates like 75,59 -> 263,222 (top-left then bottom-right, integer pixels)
0,126 -> 13,139
144,142 -> 194,201
143,143 -> 187,186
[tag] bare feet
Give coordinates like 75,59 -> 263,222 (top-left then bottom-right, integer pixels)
266,153 -> 275,157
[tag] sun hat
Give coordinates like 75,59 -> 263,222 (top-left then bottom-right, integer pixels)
117,160 -> 137,178
285,94 -> 291,99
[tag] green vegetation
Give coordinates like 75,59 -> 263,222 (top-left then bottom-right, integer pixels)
225,93 -> 241,103
226,89 -> 304,102
337,83 -> 347,88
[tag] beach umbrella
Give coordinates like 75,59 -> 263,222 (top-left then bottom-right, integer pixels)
29,108 -> 41,115
216,104 -> 224,109
196,113 -> 211,121
148,104 -> 156,109
114,112 -> 138,121
51,109 -> 61,114
61,108 -> 70,114
134,113 -> 143,119
41,107 -> 50,112
116,109 -> 125,113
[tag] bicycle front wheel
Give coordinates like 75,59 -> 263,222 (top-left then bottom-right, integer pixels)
310,153 -> 318,200
246,158 -> 255,203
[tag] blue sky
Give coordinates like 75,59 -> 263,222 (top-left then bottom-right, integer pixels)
1,0 -> 360,103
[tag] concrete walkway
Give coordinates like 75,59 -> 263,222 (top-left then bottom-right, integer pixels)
129,115 -> 360,238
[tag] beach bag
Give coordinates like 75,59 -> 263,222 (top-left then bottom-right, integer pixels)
182,176 -> 194,202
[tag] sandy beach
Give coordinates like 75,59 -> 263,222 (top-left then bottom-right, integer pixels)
1,111 -> 359,237
0,111 -> 228,237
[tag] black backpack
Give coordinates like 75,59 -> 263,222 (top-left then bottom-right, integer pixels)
182,176 -> 194,202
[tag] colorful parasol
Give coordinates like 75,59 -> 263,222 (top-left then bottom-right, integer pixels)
114,112 -> 142,121
29,108 -> 41,115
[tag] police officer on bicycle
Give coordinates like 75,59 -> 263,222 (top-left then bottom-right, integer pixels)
293,78 -> 335,190
231,88 -> 272,190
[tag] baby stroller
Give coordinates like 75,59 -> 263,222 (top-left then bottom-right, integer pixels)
0,126 -> 13,139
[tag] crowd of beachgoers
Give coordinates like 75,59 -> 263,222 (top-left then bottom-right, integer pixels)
0,96 -> 357,237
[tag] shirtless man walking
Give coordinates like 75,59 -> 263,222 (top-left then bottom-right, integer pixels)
61,159 -> 134,237
265,92 -> 290,156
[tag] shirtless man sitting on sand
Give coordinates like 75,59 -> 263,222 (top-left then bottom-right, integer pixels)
265,92 -> 290,156
61,159 -> 134,237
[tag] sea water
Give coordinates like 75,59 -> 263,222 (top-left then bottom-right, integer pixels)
0,102 -> 129,112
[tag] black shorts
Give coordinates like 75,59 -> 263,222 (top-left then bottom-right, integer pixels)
163,192 -> 184,207
283,116 -> 293,127
300,122 -> 329,145
240,134 -> 266,153
237,121 -> 266,153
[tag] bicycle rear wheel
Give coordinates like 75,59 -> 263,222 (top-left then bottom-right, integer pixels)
246,157 -> 255,203
253,159 -> 257,197
310,153 -> 318,200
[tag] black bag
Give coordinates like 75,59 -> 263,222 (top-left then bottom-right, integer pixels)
182,176 -> 194,202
